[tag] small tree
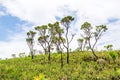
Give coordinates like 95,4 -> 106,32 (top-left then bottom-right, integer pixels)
19,52 -> 25,58
104,44 -> 113,51
60,16 -> 75,64
77,38 -> 84,51
11,54 -> 16,58
26,30 -> 36,59
80,22 -> 108,60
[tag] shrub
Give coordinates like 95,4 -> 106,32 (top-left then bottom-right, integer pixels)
111,69 -> 120,79
109,51 -> 118,62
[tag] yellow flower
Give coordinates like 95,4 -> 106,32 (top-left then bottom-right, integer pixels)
34,73 -> 45,80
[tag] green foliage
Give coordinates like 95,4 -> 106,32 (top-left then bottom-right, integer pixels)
61,16 -> 74,26
1,51 -> 120,80
109,51 -> 118,61
81,22 -> 92,30
104,44 -> 113,51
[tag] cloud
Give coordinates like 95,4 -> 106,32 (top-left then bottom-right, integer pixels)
0,0 -> 120,58
0,33 -> 29,59
0,11 -> 6,16
1,0 -> 120,25
97,20 -> 120,50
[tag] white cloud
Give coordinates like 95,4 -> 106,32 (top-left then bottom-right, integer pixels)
0,11 -> 6,16
99,20 -> 120,49
0,33 -> 29,59
0,0 -> 120,58
1,0 -> 119,24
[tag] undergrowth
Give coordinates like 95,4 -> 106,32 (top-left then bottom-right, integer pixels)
0,51 -> 120,80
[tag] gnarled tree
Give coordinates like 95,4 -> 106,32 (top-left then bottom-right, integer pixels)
80,22 -> 107,60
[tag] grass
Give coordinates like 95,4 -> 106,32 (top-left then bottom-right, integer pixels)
0,51 -> 120,80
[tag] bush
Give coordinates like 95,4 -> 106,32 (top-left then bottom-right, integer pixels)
109,51 -> 118,62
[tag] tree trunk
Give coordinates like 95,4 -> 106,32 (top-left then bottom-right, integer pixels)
88,40 -> 98,61
48,46 -> 51,61
31,55 -> 34,59
44,49 -> 47,55
31,51 -> 34,59
61,52 -> 63,68
67,48 -> 69,64
91,49 -> 98,60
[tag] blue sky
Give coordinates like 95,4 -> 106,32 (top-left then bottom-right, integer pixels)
0,14 -> 26,41
0,0 -> 120,59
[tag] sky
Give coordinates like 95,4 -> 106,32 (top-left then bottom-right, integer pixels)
0,0 -> 120,59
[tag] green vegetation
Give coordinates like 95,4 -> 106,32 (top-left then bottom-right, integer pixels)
27,16 -> 108,65
79,22 -> 107,60
1,16 -> 118,80
1,51 -> 120,80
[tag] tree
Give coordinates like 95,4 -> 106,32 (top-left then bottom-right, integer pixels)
80,22 -> 108,60
35,24 -> 56,61
35,25 -> 48,55
50,22 -> 65,67
26,30 -> 36,59
46,23 -> 56,61
77,38 -> 84,51
11,54 -> 16,58
60,16 -> 75,64
104,44 -> 113,51
19,52 -> 25,58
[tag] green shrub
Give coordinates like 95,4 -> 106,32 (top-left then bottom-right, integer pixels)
110,69 -> 120,80
109,51 -> 118,61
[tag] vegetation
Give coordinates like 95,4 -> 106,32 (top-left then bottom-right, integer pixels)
26,30 -> 36,59
33,16 -> 75,64
78,22 -> 107,60
104,44 -> 113,51
1,51 -> 120,80
60,16 -> 75,64
28,16 -> 107,64
1,15 -> 119,80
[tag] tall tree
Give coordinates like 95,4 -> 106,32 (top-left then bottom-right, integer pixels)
35,24 -> 56,61
50,22 -> 65,67
46,23 -> 56,61
35,25 -> 48,54
26,30 -> 36,59
60,16 -> 75,64
80,22 -> 107,60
